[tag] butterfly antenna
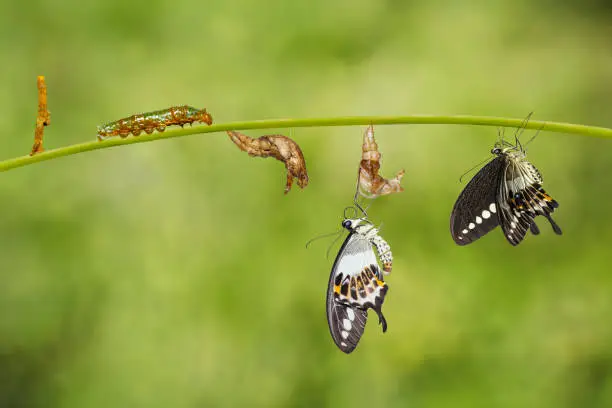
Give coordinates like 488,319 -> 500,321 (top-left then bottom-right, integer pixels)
459,155 -> 493,183
325,231 -> 345,260
305,229 -> 343,249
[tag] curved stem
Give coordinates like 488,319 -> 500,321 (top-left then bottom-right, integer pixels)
2,115 -> 611,172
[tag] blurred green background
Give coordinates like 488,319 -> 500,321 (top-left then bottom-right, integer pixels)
1,0 -> 612,407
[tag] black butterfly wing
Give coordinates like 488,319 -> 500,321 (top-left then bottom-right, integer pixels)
496,157 -> 534,245
327,297 -> 368,354
326,231 -> 386,354
498,158 -> 561,246
450,157 -> 505,245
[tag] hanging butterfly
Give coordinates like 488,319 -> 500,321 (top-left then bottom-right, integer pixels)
450,114 -> 562,246
327,212 -> 393,353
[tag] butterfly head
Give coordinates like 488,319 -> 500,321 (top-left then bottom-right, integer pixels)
341,218 -> 368,231
491,142 -> 526,160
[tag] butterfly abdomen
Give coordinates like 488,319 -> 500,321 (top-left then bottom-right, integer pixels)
369,235 -> 392,273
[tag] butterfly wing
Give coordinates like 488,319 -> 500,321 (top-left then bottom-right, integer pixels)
498,158 -> 561,245
326,232 -> 388,353
450,157 -> 505,245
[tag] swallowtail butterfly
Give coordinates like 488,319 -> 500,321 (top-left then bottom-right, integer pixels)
327,216 -> 393,353
450,119 -> 561,246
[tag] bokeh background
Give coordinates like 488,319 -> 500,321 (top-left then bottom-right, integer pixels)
1,1 -> 612,407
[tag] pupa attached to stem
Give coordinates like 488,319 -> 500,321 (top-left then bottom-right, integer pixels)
227,130 -> 309,194
356,124 -> 404,202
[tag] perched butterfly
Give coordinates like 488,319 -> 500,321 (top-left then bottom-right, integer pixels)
327,215 -> 393,353
450,116 -> 562,246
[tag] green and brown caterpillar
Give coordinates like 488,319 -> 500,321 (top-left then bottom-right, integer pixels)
97,105 -> 212,140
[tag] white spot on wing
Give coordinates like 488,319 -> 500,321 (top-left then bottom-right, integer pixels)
476,216 -> 482,224
482,210 -> 491,219
462,229 -> 468,234
469,223 -> 476,230
343,319 -> 352,331
489,203 -> 497,213
341,331 -> 349,339
346,308 -> 355,321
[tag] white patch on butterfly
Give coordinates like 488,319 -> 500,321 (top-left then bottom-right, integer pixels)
476,216 -> 482,224
482,210 -> 491,219
343,319 -> 352,331
346,308 -> 355,321
489,203 -> 497,213
337,251 -> 377,277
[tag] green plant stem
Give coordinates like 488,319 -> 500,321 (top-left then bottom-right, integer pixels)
2,115 -> 611,172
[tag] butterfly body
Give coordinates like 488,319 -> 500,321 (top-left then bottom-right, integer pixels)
451,144 -> 561,246
327,218 -> 392,353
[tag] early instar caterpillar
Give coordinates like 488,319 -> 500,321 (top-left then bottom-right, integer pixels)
31,75 -> 50,156
97,105 -> 213,140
